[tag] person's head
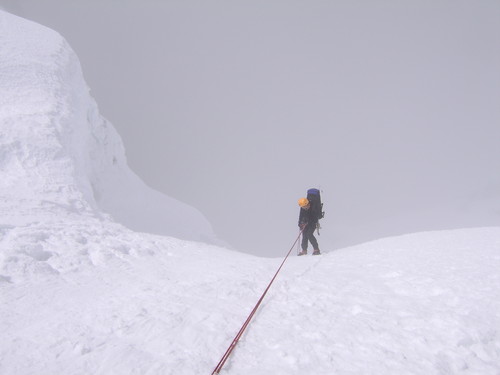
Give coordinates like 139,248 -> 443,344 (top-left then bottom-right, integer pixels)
298,197 -> 310,209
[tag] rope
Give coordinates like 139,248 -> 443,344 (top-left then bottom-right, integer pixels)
211,227 -> 306,374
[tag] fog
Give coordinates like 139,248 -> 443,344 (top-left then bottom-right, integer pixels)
2,0 -> 499,257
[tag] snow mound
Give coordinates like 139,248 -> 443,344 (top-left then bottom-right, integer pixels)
0,10 -> 216,243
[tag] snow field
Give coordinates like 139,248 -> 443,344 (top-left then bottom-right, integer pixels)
0,218 -> 272,374
1,8 -> 500,375
3,225 -> 499,374
228,229 -> 500,374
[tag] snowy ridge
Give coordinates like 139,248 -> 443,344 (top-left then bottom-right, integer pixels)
1,10 -> 500,375
0,10 -> 215,242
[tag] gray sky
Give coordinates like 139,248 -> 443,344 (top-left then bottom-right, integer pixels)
3,0 -> 500,256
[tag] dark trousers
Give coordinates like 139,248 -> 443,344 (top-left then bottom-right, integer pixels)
301,223 -> 319,251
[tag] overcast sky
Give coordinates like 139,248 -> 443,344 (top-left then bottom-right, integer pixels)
2,0 -> 500,256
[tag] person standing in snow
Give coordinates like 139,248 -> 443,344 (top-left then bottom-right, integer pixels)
297,197 -> 321,256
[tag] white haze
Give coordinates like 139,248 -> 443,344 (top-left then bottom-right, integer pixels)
2,0 -> 499,256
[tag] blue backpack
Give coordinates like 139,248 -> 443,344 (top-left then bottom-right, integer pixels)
306,188 -> 325,220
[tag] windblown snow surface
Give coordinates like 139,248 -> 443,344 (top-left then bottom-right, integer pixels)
1,10 -> 500,375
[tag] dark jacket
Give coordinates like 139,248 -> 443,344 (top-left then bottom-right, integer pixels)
298,201 -> 320,227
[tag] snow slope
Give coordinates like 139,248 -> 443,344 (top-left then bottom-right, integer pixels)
0,10 -> 216,243
1,10 -> 500,375
2,224 -> 500,375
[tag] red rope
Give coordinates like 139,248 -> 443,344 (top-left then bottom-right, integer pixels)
211,228 -> 305,374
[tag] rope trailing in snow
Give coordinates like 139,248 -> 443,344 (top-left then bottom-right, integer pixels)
211,227 -> 306,374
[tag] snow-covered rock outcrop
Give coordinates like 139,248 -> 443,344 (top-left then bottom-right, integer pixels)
0,10 -> 215,243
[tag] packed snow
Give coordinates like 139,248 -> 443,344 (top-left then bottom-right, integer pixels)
1,10 -> 500,375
